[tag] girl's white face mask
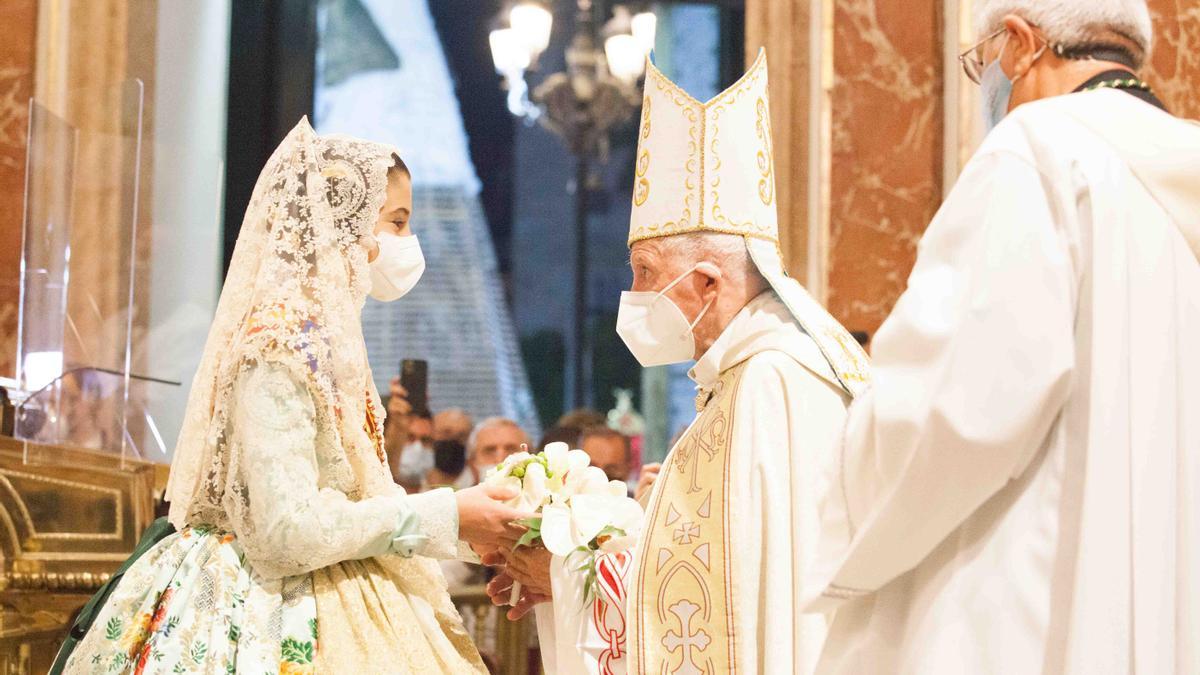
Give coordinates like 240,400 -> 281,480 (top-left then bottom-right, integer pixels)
368,232 -> 425,302
616,263 -> 715,367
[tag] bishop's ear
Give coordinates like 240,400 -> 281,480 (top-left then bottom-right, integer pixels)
693,261 -> 723,298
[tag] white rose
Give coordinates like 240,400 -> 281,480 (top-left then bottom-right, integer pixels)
518,460 -> 550,511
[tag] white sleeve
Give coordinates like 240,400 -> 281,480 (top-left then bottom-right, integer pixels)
229,363 -> 461,579
813,150 -> 1078,602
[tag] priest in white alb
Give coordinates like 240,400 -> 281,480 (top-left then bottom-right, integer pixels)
486,51 -> 871,674
809,1 -> 1200,672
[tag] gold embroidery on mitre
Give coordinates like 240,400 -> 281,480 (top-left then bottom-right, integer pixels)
631,363 -> 746,673
634,95 -> 652,207
629,67 -> 699,243
628,49 -> 778,248
756,97 -> 775,206
707,59 -> 771,238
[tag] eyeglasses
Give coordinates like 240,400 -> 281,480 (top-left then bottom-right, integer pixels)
959,28 -> 1006,84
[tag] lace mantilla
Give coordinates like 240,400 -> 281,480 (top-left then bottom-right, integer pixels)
165,117 -> 411,561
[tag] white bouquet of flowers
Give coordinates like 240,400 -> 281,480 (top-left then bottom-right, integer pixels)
483,441 -> 644,604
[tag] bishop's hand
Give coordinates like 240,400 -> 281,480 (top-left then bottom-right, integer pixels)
486,569 -> 550,621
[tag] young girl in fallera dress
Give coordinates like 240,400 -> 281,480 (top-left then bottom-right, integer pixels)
63,119 -> 527,673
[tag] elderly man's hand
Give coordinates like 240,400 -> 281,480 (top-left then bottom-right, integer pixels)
636,462 -> 661,505
497,544 -> 553,596
486,569 -> 551,621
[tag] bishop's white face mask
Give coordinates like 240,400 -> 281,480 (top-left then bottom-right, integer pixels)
616,263 -> 715,367
368,232 -> 425,302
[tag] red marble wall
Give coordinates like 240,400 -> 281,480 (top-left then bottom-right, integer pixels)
1145,0 -> 1200,117
820,0 -> 1200,340
825,0 -> 943,337
0,0 -> 37,378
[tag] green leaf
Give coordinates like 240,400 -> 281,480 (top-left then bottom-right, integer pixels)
104,616 -> 123,641
190,640 -> 208,664
281,637 -> 314,664
515,516 -> 543,530
308,617 -> 319,641
513,516 -> 543,549
228,623 -> 241,643
593,525 -> 626,542
172,663 -> 186,674
515,529 -> 543,548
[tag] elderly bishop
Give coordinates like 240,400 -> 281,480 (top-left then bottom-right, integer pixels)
490,51 -> 869,675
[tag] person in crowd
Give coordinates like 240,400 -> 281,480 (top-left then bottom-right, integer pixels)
58,119 -> 529,673
425,439 -> 469,490
554,407 -> 606,434
434,407 -> 474,444
461,417 -> 529,488
578,425 -> 632,483
394,410 -> 433,491
535,424 -> 581,452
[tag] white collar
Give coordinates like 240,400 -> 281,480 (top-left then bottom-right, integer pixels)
689,290 -> 799,388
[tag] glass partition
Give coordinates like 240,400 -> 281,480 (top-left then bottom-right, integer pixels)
15,80 -> 146,465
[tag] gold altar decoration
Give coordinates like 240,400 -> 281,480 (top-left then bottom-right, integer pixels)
0,436 -> 157,673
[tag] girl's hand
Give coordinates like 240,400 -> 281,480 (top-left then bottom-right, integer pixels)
455,484 -> 533,549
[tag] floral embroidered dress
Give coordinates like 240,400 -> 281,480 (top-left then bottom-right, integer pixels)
63,119 -> 485,674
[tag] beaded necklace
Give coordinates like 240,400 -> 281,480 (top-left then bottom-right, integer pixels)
1081,76 -> 1153,95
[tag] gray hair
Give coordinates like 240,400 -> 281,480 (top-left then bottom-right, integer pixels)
466,416 -> 527,456
975,0 -> 1153,66
649,232 -> 766,288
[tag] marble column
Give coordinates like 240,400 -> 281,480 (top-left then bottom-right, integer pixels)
0,0 -> 38,379
825,0 -> 944,337
744,0 -> 817,284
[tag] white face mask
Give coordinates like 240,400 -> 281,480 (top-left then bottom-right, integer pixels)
368,232 -> 425,302
980,35 -> 1046,133
616,263 -> 715,367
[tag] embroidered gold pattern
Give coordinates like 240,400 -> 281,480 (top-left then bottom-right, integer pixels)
756,97 -> 774,206
631,363 -> 747,673
363,390 -> 387,465
634,96 -> 652,206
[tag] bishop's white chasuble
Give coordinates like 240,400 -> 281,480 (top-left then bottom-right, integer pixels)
810,89 -> 1200,674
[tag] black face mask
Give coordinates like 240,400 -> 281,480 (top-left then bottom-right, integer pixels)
433,439 -> 467,476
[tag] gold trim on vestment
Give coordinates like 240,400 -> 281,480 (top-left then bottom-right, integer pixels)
630,363 -> 748,673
